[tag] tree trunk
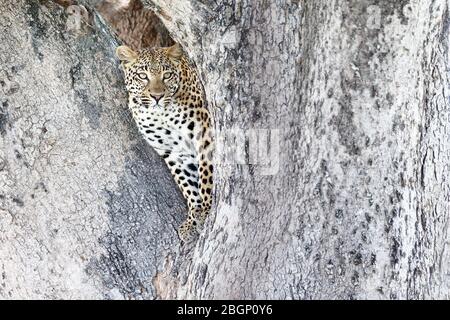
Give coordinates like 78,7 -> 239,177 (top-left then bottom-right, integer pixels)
1,0 -> 449,300
0,0 -> 186,299
146,0 -> 450,299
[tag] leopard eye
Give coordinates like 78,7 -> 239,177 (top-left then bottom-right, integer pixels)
163,71 -> 173,80
138,73 -> 147,80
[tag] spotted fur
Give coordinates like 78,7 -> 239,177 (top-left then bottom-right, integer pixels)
116,44 -> 213,242
97,0 -> 174,50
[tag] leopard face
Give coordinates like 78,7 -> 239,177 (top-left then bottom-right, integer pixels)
116,44 -> 203,109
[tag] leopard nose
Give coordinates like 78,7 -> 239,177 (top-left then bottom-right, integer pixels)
150,94 -> 164,103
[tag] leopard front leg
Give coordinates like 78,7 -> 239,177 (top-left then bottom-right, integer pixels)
195,113 -> 214,225
197,154 -> 213,224
162,151 -> 203,242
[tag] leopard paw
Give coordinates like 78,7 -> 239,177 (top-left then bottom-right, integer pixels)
177,217 -> 198,243
188,208 -> 209,233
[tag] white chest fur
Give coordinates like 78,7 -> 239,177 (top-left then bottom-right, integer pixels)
129,101 -> 197,159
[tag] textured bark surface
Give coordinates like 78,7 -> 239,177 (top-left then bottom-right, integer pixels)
0,0 -> 186,299
146,0 -> 450,299
1,0 -> 449,300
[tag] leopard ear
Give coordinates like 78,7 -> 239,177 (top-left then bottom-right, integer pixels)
115,45 -> 138,62
166,43 -> 184,61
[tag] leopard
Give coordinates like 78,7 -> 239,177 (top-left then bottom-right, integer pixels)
115,43 -> 213,242
97,0 -> 174,50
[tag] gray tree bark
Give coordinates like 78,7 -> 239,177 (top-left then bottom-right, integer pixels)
1,0 -> 449,300
0,0 -> 187,299
145,0 -> 450,299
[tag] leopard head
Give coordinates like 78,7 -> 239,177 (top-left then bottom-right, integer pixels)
116,43 -> 184,108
